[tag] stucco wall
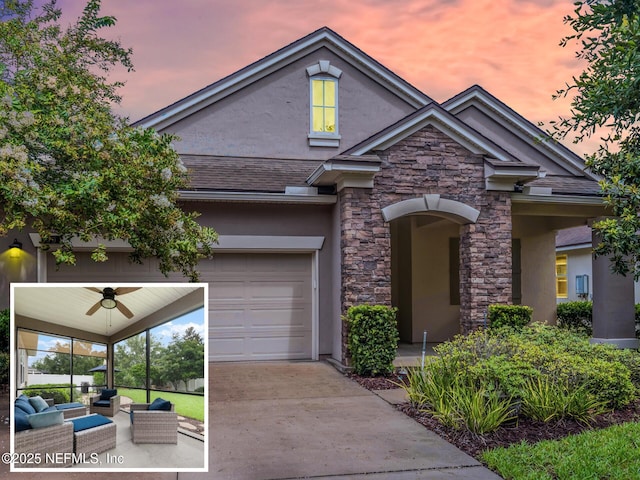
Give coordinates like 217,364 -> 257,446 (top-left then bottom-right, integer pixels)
454,106 -> 582,176
183,202 -> 336,356
164,47 -> 416,160
411,220 -> 460,342
512,217 -> 557,324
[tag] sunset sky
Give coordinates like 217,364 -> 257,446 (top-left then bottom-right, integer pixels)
47,0 -> 590,154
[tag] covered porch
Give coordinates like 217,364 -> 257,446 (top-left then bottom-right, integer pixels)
387,193 -> 638,349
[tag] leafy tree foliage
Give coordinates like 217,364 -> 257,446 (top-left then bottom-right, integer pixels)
0,0 -> 217,280
159,326 -> 204,391
114,333 -> 164,388
0,308 -> 8,352
553,0 -> 640,278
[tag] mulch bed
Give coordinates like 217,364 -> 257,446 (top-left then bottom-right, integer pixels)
348,373 -> 640,459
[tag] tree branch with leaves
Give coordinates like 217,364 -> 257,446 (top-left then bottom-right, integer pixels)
552,0 -> 640,278
0,0 -> 217,281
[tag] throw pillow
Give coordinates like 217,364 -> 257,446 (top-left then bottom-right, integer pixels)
27,410 -> 64,429
100,389 -> 117,401
15,398 -> 36,415
14,407 -> 32,432
148,398 -> 171,411
28,395 -> 49,413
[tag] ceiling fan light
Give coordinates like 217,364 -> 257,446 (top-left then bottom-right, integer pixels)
100,297 -> 117,309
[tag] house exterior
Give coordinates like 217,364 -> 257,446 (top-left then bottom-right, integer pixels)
3,27 -> 638,362
556,225 -> 640,303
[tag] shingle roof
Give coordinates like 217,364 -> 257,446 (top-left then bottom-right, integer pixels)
557,225 -> 592,248
181,155 -> 320,193
527,176 -> 602,196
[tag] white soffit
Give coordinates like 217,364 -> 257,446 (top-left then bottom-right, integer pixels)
13,284 -> 203,337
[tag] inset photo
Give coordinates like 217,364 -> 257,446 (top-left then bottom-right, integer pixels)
10,283 -> 208,472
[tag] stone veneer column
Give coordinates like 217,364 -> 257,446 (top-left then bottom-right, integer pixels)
591,228 -> 638,348
459,192 -> 513,331
339,187 -> 391,363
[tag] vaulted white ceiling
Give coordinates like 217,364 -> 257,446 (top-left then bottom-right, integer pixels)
13,285 -> 203,337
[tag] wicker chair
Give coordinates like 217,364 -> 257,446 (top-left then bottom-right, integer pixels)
89,390 -> 120,417
15,421 -> 74,468
129,402 -> 178,444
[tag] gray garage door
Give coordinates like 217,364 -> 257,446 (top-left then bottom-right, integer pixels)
47,251 -> 313,361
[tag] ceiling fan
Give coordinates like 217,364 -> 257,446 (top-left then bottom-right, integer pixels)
85,287 -> 141,319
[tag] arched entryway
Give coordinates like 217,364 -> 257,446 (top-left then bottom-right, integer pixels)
384,195 -> 480,343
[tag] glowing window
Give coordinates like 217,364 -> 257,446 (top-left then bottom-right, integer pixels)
311,78 -> 337,134
556,255 -> 568,298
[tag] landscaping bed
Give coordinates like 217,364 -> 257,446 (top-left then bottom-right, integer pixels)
398,398 -> 640,459
349,371 -> 640,459
346,322 -> 640,479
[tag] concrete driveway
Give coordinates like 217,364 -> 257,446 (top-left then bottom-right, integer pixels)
185,361 -> 501,480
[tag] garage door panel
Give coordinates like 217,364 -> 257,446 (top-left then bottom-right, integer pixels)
247,306 -> 311,328
205,253 -> 312,362
248,280 -> 308,301
208,281 -> 246,300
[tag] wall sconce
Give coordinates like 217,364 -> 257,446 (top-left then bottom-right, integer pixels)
8,238 -> 23,258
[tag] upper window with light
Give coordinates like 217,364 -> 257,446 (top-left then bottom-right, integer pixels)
306,60 -> 342,147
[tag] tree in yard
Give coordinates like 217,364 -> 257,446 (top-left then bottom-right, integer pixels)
0,0 -> 217,281
159,326 -> 204,392
552,0 -> 640,278
114,332 -> 165,387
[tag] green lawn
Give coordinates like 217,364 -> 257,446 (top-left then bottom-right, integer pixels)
117,388 -> 204,422
481,421 -> 640,480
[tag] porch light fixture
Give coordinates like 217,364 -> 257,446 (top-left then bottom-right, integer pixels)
8,238 -> 23,258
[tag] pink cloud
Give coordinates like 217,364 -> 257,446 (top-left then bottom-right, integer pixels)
48,0 -> 593,154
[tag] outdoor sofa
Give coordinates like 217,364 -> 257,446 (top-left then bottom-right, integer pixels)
14,394 -> 74,467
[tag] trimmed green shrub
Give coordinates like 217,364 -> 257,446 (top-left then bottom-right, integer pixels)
557,301 -> 640,339
557,301 -> 593,335
488,304 -> 532,330
346,305 -> 399,376
22,384 -> 75,403
420,324 -> 638,414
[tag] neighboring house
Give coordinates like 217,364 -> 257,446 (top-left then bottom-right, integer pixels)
4,27 -> 638,362
556,225 -> 640,303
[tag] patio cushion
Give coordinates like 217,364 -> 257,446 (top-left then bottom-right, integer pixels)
148,398 -> 171,411
28,395 -> 49,413
69,414 -> 112,432
27,410 -> 64,429
42,406 -> 58,413
100,389 -> 117,401
93,400 -> 111,407
129,411 -> 134,424
14,406 -> 32,432
15,398 -> 36,415
55,402 -> 85,411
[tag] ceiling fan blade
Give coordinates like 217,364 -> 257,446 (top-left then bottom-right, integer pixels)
85,287 -> 103,294
116,301 -> 134,319
86,301 -> 102,316
114,287 -> 141,296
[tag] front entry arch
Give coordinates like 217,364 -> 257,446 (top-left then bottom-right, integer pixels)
382,194 -> 480,225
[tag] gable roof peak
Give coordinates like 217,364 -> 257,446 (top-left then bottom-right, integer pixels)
136,27 -> 431,131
